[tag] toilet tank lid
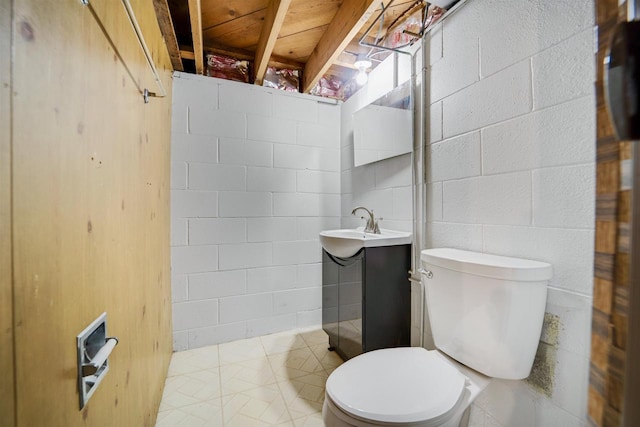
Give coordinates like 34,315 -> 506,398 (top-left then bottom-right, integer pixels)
421,248 -> 552,282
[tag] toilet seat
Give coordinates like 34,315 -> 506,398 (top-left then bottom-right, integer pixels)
325,347 -> 468,425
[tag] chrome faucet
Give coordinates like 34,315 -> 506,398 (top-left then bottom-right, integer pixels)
351,206 -> 381,234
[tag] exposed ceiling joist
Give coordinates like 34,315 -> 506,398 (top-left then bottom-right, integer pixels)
302,0 -> 379,93
152,0 -> 184,71
180,43 -> 305,71
254,0 -> 292,85
187,0 -> 204,74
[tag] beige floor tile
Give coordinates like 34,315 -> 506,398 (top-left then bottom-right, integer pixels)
222,383 -> 292,426
219,337 -> 267,365
260,330 -> 308,355
155,399 -> 223,426
292,412 -> 325,427
308,343 -> 344,374
220,357 -> 277,395
278,373 -> 327,419
160,368 -> 221,409
268,348 -> 325,382
298,328 -> 328,347
168,345 -> 220,376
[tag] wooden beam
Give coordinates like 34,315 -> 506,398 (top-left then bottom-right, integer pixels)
254,0 -> 292,85
187,0 -> 204,74
302,0 -> 378,93
152,0 -> 183,71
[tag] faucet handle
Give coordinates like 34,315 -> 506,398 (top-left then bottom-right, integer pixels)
373,217 -> 383,234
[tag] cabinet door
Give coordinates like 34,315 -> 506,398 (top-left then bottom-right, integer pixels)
337,252 -> 363,359
322,250 -> 340,348
363,245 -> 411,351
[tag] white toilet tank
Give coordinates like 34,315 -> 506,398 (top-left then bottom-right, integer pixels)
421,248 -> 552,380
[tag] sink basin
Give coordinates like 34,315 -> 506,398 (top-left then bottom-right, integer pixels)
319,228 -> 412,258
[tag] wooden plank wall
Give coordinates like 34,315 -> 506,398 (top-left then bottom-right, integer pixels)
0,0 -> 15,425
589,0 -> 632,425
9,0 -> 173,426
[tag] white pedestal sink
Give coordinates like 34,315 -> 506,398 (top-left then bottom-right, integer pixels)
319,228 -> 412,258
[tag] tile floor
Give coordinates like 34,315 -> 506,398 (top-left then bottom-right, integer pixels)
155,327 -> 344,427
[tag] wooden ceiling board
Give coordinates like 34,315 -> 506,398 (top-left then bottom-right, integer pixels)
202,9 -> 266,50
279,0 -> 343,38
201,0 -> 268,30
272,25 -> 327,62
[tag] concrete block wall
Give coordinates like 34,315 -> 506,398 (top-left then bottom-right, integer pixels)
171,73 -> 341,350
422,0 -> 596,425
341,52 -> 416,232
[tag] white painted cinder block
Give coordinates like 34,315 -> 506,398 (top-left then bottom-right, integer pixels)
481,96 -> 595,175
427,101 -> 443,144
273,240 -> 321,266
171,218 -> 188,247
171,190 -> 218,218
545,287 -> 592,359
273,287 -> 322,315
443,172 -> 532,225
218,192 -> 272,217
296,309 -> 322,327
219,82 -> 274,115
188,321 -> 247,348
274,144 -> 339,172
171,245 -> 218,274
374,154 -> 412,189
219,293 -> 273,323
482,225 -> 594,295
442,60 -> 532,138
219,137 -> 273,167
247,114 -> 296,144
478,0 -> 594,78
532,28 -> 596,110
247,167 -> 296,192
272,93 -> 318,123
218,242 -> 272,270
297,122 -> 339,148
429,17 -> 480,102
189,218 -> 246,245
426,183 -> 443,223
173,331 -> 188,351
273,193 -> 340,217
532,164 -> 595,229
392,186 -> 413,221
247,217 -> 297,243
188,270 -> 247,300
297,170 -> 340,194
171,162 -> 188,189
173,299 -> 219,331
171,133 -> 218,163
349,188 -> 394,221
188,163 -> 246,191
296,217 -> 340,241
318,102 -> 341,127
247,265 -> 297,293
297,263 -> 322,288
189,108 -> 247,138
247,313 -> 297,338
425,222 -> 484,252
171,274 -> 188,303
427,132 -> 481,183
173,72 -> 219,110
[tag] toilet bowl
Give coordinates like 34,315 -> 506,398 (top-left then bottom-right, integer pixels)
322,248 -> 552,427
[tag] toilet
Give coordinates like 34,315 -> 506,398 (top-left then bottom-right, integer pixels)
322,248 -> 553,427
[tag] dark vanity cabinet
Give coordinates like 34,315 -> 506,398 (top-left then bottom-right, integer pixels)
322,244 -> 411,361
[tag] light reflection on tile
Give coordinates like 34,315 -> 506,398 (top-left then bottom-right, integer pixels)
157,327 -> 340,427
